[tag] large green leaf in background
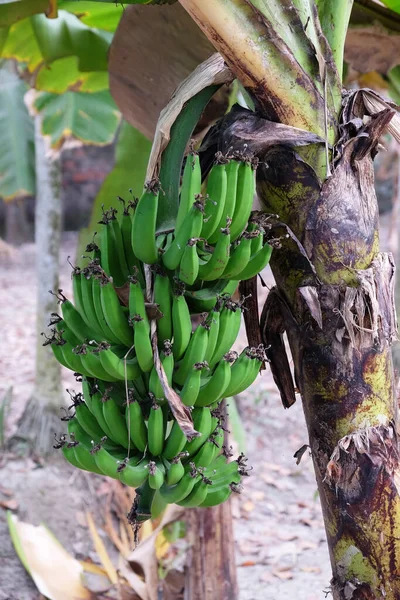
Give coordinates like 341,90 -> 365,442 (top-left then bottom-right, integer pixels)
77,120 -> 152,262
59,1 -> 123,31
2,10 -> 111,74
33,90 -> 120,148
0,68 -> 35,201
35,56 -> 108,92
381,1 -> 400,13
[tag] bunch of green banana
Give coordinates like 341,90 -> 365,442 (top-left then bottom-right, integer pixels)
46,89 -> 279,525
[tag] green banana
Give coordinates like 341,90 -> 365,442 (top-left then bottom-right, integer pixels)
224,346 -> 264,396
171,289 -> 192,360
221,232 -> 254,279
99,210 -> 126,287
159,465 -> 201,504
72,393 -> 108,441
198,220 -> 231,281
73,441 -> 104,475
204,304 -> 221,363
180,362 -> 207,407
74,344 -> 117,381
54,290 -> 100,343
80,269 -> 105,338
91,276 -> 121,344
117,456 -> 149,487
148,460 -> 165,490
184,407 -> 212,457
176,152 -> 202,232
100,277 -> 134,347
201,161 -> 228,241
177,478 -> 210,508
209,300 -> 242,368
71,268 -> 90,326
179,238 -> 200,286
109,212 -> 130,283
58,438 -> 85,470
209,159 -> 239,243
230,160 -> 256,242
128,274 -> 149,323
96,345 -> 140,382
163,420 -> 187,460
190,430 -> 223,468
184,279 -> 238,313
174,323 -> 209,386
195,354 -> 234,406
157,84 -> 221,230
151,490 -> 168,519
90,440 -> 120,479
118,198 -> 145,282
126,394 -> 148,453
102,390 -> 130,448
131,314 -> 153,373
233,242 -> 273,281
153,269 -> 173,346
162,198 -> 204,271
131,183 -> 159,265
89,387 -> 122,445
199,484 -> 233,507
165,453 -> 188,485
147,401 -> 166,457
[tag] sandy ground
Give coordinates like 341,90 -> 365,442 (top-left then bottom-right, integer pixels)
0,233 -> 333,599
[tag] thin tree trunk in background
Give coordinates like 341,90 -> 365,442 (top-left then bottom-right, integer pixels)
16,113 -> 63,454
4,196 -> 32,245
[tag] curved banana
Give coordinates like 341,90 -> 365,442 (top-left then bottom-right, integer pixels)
153,269 -> 173,346
209,300 -> 242,368
173,323 -> 209,386
131,183 -> 159,265
126,394 -> 147,452
162,198 -> 204,271
198,220 -> 231,281
195,354 -> 234,406
100,278 -> 134,347
201,161 -> 228,241
230,160 -> 256,242
176,152 -> 202,232
233,242 -> 273,281
163,420 -> 187,460
184,407 -> 212,457
171,290 -> 192,360
179,238 -> 200,286
148,460 -> 165,490
147,401 -> 166,457
209,159 -> 239,243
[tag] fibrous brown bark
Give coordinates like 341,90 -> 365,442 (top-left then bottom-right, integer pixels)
184,502 -> 237,600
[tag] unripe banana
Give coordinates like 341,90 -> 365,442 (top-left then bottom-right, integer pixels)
210,159 -> 240,244
180,362 -> 207,407
195,353 -> 234,406
159,464 -> 201,504
92,276 -> 121,344
96,343 -> 141,382
201,161 -> 228,241
177,477 -> 210,508
184,407 -> 212,457
179,238 -> 200,286
126,392 -> 147,452
176,152 -> 202,232
198,220 -> 231,281
53,289 -> 100,343
100,277 -> 134,347
151,489 -> 168,519
184,279 -> 238,313
147,400 -> 166,457
102,390 -> 130,449
166,452 -> 188,485
134,480 -> 155,523
230,160 -> 256,242
131,314 -> 153,373
132,183 -> 159,265
171,288 -> 192,360
99,209 -> 126,287
233,242 -> 273,281
209,300 -> 242,368
153,269 -> 173,346
162,198 -> 204,271
118,198 -> 145,283
163,420 -> 187,460
117,456 -> 149,487
148,460 -> 165,490
149,341 -> 174,399
174,323 -> 209,386
224,346 -> 264,397
221,231 -> 254,279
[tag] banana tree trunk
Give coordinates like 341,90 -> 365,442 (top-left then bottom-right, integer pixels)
17,113 -> 63,454
178,0 -> 400,597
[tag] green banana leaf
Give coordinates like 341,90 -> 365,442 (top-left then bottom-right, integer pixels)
35,56 -> 108,93
59,1 -> 123,31
381,1 -> 400,13
33,90 -> 120,148
1,10 -> 111,74
0,67 -> 35,201
0,0 -> 49,27
76,120 -> 151,262
388,65 -> 400,104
